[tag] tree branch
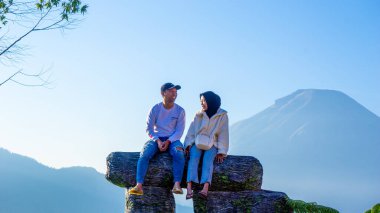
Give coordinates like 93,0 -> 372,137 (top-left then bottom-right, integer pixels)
0,8 -> 51,57
0,68 -> 53,87
0,69 -> 22,86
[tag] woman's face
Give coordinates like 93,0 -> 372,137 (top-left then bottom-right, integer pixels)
200,96 -> 208,111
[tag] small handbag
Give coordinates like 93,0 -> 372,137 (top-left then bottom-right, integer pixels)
195,133 -> 214,150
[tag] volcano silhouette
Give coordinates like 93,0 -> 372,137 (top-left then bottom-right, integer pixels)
230,89 -> 380,212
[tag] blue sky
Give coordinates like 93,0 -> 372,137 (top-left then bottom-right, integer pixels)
0,0 -> 379,175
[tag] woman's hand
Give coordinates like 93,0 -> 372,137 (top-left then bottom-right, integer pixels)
215,154 -> 225,163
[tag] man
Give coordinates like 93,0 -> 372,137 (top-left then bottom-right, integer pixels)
128,82 -> 186,195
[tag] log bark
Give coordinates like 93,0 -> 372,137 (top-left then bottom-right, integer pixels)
125,186 -> 175,213
192,190 -> 291,213
106,152 -> 263,191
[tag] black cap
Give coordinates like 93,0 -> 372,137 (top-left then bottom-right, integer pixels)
161,83 -> 181,92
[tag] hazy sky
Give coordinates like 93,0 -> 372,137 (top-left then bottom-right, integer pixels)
1,0 -> 379,173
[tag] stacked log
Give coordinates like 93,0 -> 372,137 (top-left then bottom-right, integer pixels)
106,152 -> 291,212
125,186 -> 175,213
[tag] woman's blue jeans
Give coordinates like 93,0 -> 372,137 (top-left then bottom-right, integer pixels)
136,139 -> 185,184
187,145 -> 218,184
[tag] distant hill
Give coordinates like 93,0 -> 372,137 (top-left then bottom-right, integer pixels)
0,148 -> 124,213
0,148 -> 195,212
230,89 -> 380,213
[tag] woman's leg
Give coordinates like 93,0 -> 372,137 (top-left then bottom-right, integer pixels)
200,146 -> 218,194
186,181 -> 193,199
186,145 -> 203,184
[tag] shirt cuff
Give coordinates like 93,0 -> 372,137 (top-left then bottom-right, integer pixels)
151,136 -> 159,142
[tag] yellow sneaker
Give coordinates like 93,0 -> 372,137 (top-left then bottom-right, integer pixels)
172,187 -> 183,194
128,186 -> 143,196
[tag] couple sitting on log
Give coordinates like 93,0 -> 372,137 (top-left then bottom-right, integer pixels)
128,82 -> 229,200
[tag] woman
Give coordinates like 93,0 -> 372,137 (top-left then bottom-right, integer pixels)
184,91 -> 229,199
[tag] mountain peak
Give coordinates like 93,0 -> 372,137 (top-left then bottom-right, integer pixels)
231,89 -> 380,148
272,89 -> 377,118
275,89 -> 350,106
230,89 -> 380,213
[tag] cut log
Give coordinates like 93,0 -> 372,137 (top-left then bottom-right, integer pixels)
192,190 -> 291,213
106,152 -> 263,191
125,186 -> 175,213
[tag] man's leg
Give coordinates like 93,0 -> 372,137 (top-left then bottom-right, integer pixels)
135,140 -> 159,187
169,140 -> 185,193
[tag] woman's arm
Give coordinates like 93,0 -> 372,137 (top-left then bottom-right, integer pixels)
217,114 -> 229,156
184,116 -> 196,148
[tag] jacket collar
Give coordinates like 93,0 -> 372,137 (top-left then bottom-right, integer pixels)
196,108 -> 227,119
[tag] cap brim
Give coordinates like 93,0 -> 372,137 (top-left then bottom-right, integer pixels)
168,85 -> 181,90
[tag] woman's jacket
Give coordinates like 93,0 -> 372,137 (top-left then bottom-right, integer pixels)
184,108 -> 229,156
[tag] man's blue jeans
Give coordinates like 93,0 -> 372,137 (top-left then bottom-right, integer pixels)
136,139 -> 185,184
187,145 -> 218,184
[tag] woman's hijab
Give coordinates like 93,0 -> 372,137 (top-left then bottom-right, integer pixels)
200,91 -> 221,118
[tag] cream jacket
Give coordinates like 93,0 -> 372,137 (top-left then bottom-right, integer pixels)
184,108 -> 229,156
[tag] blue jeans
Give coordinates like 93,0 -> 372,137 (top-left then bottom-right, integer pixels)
136,139 -> 185,184
187,145 -> 218,184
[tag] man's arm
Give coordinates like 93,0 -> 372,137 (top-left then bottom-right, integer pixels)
146,105 -> 159,141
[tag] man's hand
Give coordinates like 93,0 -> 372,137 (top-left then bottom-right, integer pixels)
160,140 -> 171,152
156,139 -> 164,152
215,154 -> 225,163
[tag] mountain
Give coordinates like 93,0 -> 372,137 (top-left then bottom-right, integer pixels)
0,148 -> 124,213
230,89 -> 380,213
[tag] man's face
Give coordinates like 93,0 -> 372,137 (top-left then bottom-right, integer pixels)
162,88 -> 177,103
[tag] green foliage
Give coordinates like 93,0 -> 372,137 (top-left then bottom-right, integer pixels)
219,174 -> 229,185
1,0 -> 88,68
373,203 -> 380,213
0,0 -> 12,26
36,0 -> 88,21
193,194 -> 207,213
365,203 -> 380,213
0,0 -> 88,29
246,176 -> 259,189
286,198 -> 339,213
231,198 -> 252,209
